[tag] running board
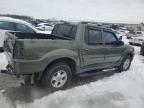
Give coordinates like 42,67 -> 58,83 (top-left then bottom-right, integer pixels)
77,68 -> 117,77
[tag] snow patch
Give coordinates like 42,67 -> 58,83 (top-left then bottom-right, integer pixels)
17,46 -> 144,108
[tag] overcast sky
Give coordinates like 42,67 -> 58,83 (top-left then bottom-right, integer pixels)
0,0 -> 144,23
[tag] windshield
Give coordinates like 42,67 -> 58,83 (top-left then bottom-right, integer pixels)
136,32 -> 142,34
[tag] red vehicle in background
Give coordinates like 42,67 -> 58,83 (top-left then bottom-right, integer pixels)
140,40 -> 144,56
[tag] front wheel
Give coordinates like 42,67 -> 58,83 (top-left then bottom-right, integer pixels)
41,62 -> 72,91
118,55 -> 132,72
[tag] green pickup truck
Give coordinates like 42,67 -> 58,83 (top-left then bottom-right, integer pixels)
4,22 -> 134,90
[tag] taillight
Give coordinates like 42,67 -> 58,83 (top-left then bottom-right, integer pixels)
13,41 -> 24,59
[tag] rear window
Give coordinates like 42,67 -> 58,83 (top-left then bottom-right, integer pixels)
16,23 -> 35,33
44,24 -> 52,26
136,32 -> 142,34
52,24 -> 77,39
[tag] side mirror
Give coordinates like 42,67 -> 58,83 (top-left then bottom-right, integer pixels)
119,36 -> 122,41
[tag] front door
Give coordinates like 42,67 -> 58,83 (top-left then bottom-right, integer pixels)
102,30 -> 124,64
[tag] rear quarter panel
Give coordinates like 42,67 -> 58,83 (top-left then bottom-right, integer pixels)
19,39 -> 80,74
119,45 -> 134,61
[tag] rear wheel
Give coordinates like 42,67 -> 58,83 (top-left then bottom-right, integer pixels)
118,55 -> 132,72
41,62 -> 72,91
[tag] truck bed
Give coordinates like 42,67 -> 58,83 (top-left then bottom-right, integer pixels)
4,31 -> 77,74
8,32 -> 73,40
4,31 -> 77,60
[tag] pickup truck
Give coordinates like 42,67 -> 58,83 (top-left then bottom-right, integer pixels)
4,22 -> 134,91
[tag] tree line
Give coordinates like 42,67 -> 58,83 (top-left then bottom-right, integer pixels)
0,14 -> 33,21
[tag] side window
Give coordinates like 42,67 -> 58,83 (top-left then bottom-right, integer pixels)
86,28 -> 102,45
56,25 -> 72,37
52,24 -> 76,39
103,31 -> 117,44
45,24 -> 52,26
0,21 -> 14,30
16,23 -> 35,33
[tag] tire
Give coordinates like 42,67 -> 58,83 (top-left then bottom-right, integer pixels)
41,62 -> 72,91
118,55 -> 132,72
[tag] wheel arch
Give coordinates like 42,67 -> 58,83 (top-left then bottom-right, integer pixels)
125,52 -> 134,60
38,57 -> 77,80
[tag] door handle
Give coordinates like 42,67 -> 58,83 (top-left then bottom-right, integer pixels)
84,48 -> 89,51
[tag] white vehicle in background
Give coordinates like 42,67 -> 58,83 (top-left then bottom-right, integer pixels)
129,31 -> 144,45
112,29 -> 126,39
0,17 -> 50,51
36,23 -> 54,31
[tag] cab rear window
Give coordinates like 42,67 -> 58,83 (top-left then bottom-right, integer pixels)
52,24 -> 77,39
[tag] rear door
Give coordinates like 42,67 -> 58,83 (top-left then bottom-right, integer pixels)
15,23 -> 35,33
81,26 -> 105,68
103,30 -> 124,64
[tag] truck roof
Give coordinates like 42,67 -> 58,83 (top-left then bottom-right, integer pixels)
59,21 -> 113,32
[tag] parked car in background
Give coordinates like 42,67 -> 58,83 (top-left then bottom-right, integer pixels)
36,23 -> 54,31
126,31 -> 136,39
0,17 -> 50,52
129,31 -> 144,45
140,40 -> 144,56
135,31 -> 144,37
113,30 -> 123,39
119,27 -> 129,34
112,29 -> 126,40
